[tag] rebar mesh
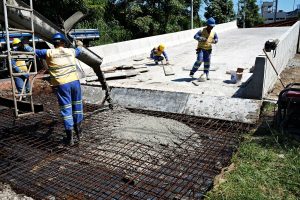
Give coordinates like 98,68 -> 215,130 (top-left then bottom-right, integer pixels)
0,94 -> 250,199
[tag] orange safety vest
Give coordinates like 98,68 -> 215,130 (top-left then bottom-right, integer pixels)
46,47 -> 78,86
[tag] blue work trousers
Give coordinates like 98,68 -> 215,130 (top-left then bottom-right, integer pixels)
14,76 -> 30,93
150,53 -> 164,62
191,49 -> 212,75
56,80 -> 83,131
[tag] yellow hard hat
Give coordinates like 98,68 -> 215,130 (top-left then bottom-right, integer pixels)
12,38 -> 21,45
158,44 -> 165,51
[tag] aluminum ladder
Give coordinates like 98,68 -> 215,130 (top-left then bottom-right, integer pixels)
2,0 -> 38,117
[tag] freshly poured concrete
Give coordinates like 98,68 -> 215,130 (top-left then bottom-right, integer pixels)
111,112 -> 194,147
92,27 -> 289,97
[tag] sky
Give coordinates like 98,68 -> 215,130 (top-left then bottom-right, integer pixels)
199,0 -> 300,17
233,0 -> 300,12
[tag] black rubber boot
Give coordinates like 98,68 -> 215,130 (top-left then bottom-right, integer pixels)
65,129 -> 74,146
74,122 -> 82,141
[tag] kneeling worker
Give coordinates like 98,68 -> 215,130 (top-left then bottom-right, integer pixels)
150,44 -> 169,65
35,33 -> 83,146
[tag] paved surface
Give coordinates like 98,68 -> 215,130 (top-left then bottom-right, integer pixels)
97,27 -> 289,97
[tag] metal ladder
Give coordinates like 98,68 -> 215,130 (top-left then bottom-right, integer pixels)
2,0 -> 38,117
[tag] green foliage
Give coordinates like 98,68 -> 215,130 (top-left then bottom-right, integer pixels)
106,0 -> 202,39
206,125 -> 300,200
23,0 -> 88,27
24,0 -> 204,45
204,0 -> 235,23
237,0 -> 264,28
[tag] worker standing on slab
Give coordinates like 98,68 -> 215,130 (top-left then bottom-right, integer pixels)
190,17 -> 218,81
11,38 -> 31,96
150,44 -> 169,65
35,33 -> 83,146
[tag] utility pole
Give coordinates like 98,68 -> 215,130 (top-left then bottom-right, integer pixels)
274,0 -> 278,23
240,0 -> 246,28
293,0 -> 296,10
191,0 -> 194,29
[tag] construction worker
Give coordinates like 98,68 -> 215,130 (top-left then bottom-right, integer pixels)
190,17 -> 218,81
21,36 -> 34,52
35,33 -> 83,146
11,38 -> 30,96
150,44 -> 169,65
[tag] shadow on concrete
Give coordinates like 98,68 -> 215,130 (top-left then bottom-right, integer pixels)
146,63 -> 157,66
171,78 -> 196,82
223,80 -> 236,84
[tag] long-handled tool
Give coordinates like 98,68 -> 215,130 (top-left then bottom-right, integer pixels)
263,49 -> 285,88
62,12 -> 114,109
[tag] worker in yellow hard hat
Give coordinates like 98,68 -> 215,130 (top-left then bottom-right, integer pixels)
150,44 -> 169,65
11,38 -> 30,97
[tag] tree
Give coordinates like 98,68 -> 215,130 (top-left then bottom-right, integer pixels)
237,0 -> 264,28
204,0 -> 235,23
22,0 -> 88,27
20,0 -> 204,44
106,0 -> 202,39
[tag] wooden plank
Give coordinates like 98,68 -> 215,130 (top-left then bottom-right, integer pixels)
133,58 -> 145,61
182,66 -> 219,71
0,97 -> 44,112
86,70 -> 139,82
136,68 -> 149,73
163,64 -> 175,76
192,80 -> 200,86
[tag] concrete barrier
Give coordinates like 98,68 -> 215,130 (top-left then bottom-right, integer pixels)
82,85 -> 262,124
238,21 -> 300,99
85,21 -> 237,67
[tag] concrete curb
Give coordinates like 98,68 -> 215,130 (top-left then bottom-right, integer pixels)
238,21 -> 300,99
82,85 -> 262,124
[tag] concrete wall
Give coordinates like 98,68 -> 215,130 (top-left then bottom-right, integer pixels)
86,21 -> 237,66
239,21 -> 300,99
82,85 -> 262,124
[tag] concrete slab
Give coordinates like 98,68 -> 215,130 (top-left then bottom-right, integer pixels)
81,26 -> 295,124
96,27 -> 290,97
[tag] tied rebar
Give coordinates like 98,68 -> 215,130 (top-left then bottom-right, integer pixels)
0,94 -> 250,199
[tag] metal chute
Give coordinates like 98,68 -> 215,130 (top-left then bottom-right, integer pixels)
0,0 -> 113,108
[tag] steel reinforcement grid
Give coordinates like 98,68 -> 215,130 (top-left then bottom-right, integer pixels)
0,103 -> 250,200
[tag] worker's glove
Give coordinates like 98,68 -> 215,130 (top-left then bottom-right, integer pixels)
198,37 -> 207,42
75,40 -> 83,47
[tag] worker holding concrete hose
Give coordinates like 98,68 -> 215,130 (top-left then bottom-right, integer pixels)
11,38 -> 31,97
150,44 -> 169,65
189,17 -> 218,81
35,33 -> 83,146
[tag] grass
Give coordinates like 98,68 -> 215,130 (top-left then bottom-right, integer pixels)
205,103 -> 300,200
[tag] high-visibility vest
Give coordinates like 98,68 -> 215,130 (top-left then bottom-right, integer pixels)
46,47 -> 78,86
153,48 -> 163,56
197,28 -> 215,50
15,60 -> 27,71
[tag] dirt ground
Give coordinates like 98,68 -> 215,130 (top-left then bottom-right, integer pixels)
268,54 -> 300,99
